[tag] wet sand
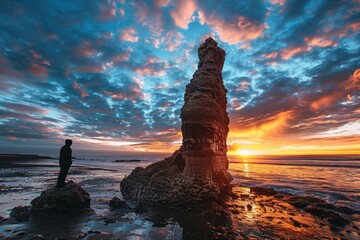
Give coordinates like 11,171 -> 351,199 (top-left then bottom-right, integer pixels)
0,160 -> 360,239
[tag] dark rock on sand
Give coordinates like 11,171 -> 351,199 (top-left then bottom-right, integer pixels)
286,196 -> 324,208
108,197 -> 131,211
10,205 -> 31,221
31,181 -> 92,214
246,204 -> 252,211
121,38 -> 232,208
314,203 -> 360,215
284,194 -> 354,228
250,187 -> 277,196
305,206 -> 350,227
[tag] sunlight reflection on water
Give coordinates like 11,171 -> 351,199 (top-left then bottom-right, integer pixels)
228,156 -> 360,210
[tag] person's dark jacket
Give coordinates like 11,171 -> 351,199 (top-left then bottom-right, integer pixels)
59,145 -> 72,166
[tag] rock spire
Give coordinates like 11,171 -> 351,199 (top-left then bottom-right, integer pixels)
120,38 -> 232,207
181,37 -> 232,189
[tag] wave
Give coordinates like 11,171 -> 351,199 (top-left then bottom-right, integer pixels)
229,161 -> 360,168
230,155 -> 360,161
233,182 -> 360,211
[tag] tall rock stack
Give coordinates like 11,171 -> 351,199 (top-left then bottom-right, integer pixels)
120,38 -> 232,207
181,38 -> 232,190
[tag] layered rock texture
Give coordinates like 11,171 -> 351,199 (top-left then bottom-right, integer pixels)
120,38 -> 232,207
181,37 -> 232,190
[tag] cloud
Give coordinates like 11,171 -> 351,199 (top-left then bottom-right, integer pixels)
152,31 -> 184,51
155,0 -> 171,7
0,0 -> 359,154
134,57 -> 168,76
132,1 -> 165,36
280,46 -> 311,60
270,0 -> 286,6
197,0 -> 267,44
72,81 -> 90,98
120,27 -> 139,42
170,0 -> 196,29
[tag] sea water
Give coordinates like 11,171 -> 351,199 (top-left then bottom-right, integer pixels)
229,155 -> 360,211
1,154 -> 359,216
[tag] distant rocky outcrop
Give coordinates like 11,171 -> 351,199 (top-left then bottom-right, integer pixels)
31,181 -> 92,214
121,38 -> 232,208
113,159 -> 141,163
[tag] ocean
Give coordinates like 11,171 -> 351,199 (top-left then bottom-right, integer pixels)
1,154 -> 359,215
228,155 -> 360,212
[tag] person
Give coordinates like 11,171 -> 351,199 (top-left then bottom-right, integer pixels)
56,139 -> 73,188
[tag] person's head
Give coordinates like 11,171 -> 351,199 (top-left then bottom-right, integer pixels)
65,139 -> 72,147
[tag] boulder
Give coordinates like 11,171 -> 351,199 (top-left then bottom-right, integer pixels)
121,150 -> 223,208
10,205 -> 31,221
109,197 -> 131,211
31,181 -> 92,214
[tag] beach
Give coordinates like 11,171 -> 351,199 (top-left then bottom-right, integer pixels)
0,154 -> 360,239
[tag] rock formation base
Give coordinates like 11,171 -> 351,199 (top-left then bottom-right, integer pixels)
31,181 -> 92,214
120,150 -> 231,208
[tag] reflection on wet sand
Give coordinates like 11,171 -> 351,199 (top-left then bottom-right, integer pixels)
1,157 -> 360,239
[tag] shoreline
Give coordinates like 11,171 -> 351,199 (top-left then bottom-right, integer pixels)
0,154 -> 56,161
1,184 -> 359,239
0,158 -> 359,239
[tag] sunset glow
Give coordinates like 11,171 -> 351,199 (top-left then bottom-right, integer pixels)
0,0 -> 359,155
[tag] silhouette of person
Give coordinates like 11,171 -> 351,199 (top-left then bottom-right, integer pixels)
56,139 -> 72,188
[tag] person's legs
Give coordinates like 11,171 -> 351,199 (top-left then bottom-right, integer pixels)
56,165 -> 70,188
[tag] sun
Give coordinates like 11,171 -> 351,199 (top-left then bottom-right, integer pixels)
236,149 -> 250,156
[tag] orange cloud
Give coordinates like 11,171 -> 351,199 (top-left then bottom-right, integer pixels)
170,0 -> 196,29
76,65 -> 106,73
348,68 -> 360,86
155,0 -> 171,7
163,31 -> 184,51
200,13 -> 265,44
8,136 -> 17,141
310,92 -> 342,110
304,36 -> 337,47
133,2 -> 164,36
280,46 -> 311,60
76,40 -> 99,57
270,0 -> 286,6
119,8 -> 125,17
275,35 -> 339,61
152,31 -> 184,51
28,50 -> 50,79
230,110 -> 293,139
29,63 -> 48,79
155,84 -> 168,89
262,52 -> 278,59
111,48 -> 132,63
134,57 -> 168,76
120,28 -> 139,42
73,81 -> 89,98
236,81 -> 250,91
135,68 -> 166,76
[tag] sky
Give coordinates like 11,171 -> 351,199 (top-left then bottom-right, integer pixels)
0,0 -> 359,156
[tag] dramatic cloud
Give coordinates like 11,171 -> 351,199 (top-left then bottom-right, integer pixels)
170,0 -> 197,29
0,0 -> 359,155
120,27 -> 139,42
